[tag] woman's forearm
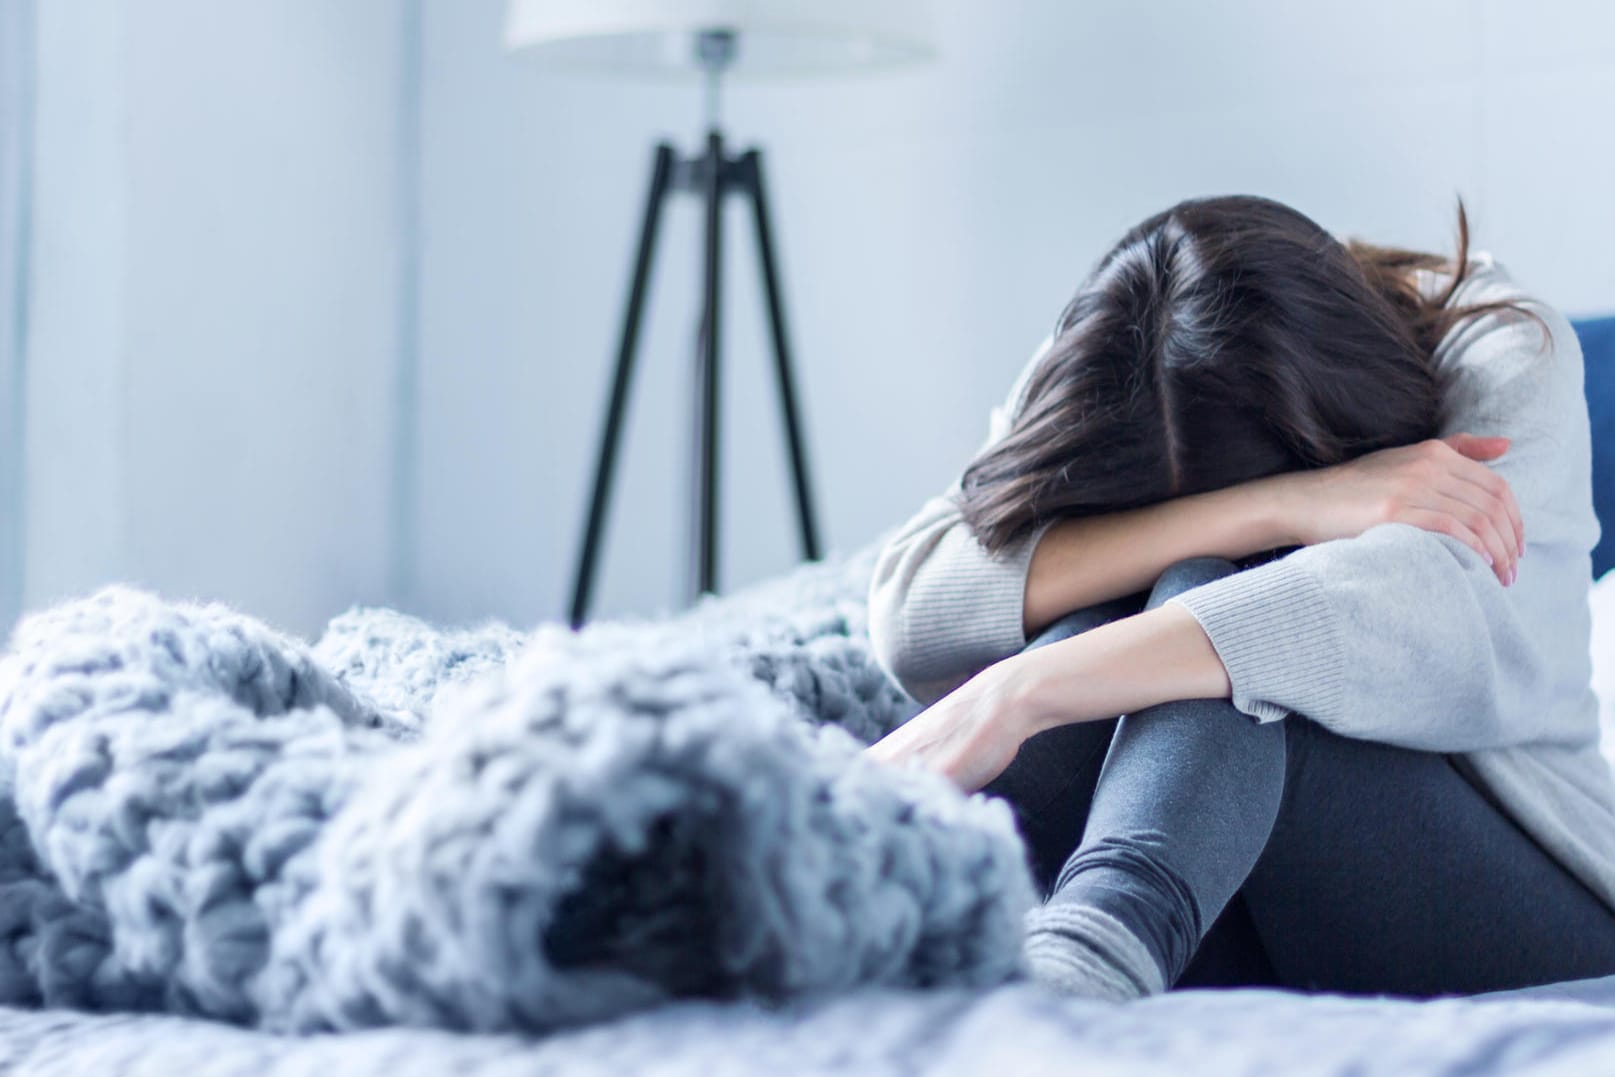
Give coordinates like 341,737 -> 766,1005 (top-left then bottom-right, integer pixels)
1009,603 -> 1232,737
1021,477 -> 1294,639
1019,435 -> 1526,642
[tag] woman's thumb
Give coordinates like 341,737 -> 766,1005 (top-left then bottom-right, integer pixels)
1445,432 -> 1511,459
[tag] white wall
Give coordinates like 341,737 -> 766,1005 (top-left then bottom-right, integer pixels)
0,0 -> 32,633
23,0 -> 409,638
409,0 -> 1615,629
413,0 -> 705,627
24,0 -> 128,619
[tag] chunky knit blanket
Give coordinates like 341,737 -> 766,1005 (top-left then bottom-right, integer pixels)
0,535 -> 1038,1036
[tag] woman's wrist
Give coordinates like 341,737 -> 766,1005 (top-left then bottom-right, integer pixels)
1220,471 -> 1310,551
1005,603 -> 1232,738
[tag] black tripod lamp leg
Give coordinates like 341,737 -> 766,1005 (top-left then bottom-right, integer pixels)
568,143 -> 676,629
742,150 -> 822,562
693,131 -> 725,602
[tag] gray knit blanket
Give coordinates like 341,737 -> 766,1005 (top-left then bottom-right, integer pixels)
0,535 -> 1037,1036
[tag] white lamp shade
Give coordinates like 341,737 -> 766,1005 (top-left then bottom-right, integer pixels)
504,0 -> 937,80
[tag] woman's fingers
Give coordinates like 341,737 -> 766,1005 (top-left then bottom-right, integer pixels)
1429,491 -> 1516,583
1448,463 -> 1525,557
1399,508 -> 1508,582
1439,434 -> 1525,559
1435,466 -> 1520,563
1444,432 -> 1510,462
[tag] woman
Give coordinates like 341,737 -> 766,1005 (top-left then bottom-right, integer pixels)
862,194 -> 1615,1001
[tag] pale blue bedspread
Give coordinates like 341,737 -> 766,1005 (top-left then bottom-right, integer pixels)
4,975 -> 1615,1075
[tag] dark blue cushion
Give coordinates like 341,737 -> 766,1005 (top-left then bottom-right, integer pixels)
1575,317 -> 1615,578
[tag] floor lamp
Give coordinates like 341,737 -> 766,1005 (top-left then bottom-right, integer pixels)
504,0 -> 936,629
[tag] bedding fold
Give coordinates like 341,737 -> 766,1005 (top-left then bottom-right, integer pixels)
0,536 -> 1036,1034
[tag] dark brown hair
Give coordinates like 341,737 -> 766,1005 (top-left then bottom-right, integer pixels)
957,195 -> 1546,555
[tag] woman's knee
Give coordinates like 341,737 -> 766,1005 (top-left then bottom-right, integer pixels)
1024,559 -> 1241,652
1024,591 -> 1145,652
1146,557 -> 1242,610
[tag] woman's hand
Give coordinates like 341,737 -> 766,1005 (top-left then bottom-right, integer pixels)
1268,433 -> 1523,585
862,657 -> 1032,794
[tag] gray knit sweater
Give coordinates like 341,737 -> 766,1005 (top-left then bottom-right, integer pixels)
867,252 -> 1615,915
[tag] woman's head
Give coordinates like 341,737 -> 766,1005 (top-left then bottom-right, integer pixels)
958,194 -> 1527,554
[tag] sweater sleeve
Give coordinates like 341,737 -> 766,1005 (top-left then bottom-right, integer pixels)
866,336 -> 1059,705
1168,258 -> 1602,752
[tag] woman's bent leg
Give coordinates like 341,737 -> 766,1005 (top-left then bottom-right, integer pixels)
1028,556 -> 1285,994
1236,720 -> 1615,995
979,591 -> 1145,898
1028,558 -> 1615,997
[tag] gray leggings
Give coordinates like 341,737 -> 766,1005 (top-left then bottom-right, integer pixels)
981,556 -> 1615,996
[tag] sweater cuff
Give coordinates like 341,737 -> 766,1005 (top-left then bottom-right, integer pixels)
893,516 -> 1060,702
923,516 -> 1059,645
1165,556 -> 1347,725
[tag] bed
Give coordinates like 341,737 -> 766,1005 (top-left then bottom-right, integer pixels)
0,315 -> 1613,1076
